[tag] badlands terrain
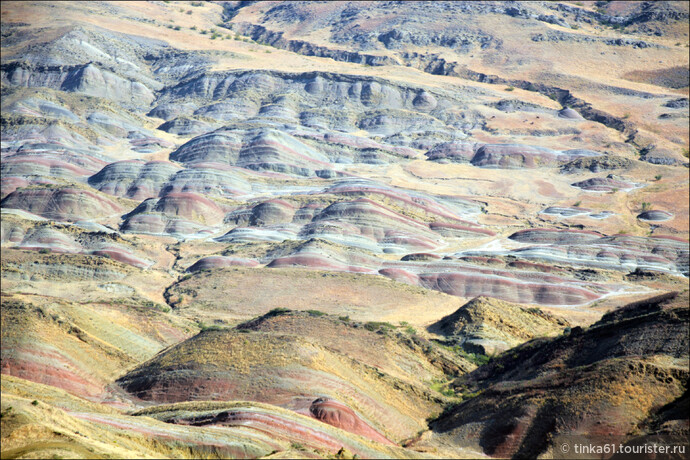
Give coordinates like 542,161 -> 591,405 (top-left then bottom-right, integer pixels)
1,1 -> 689,458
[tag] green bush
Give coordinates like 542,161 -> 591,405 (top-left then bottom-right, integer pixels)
461,390 -> 481,401
456,348 -> 491,366
364,321 -> 395,332
198,322 -> 226,332
306,309 -> 326,317
265,307 -> 291,317
429,379 -> 456,397
290,442 -> 307,451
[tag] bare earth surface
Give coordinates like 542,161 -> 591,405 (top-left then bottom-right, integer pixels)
1,1 -> 688,458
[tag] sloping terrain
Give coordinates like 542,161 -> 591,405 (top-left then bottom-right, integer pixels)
1,1 -> 689,458
430,291 -> 689,458
428,296 -> 570,355
3,377 -> 439,459
116,309 -> 473,444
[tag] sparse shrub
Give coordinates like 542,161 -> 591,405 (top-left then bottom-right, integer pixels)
573,200 -> 581,207
190,25 -> 197,30
682,148 -> 689,159
186,10 -> 193,15
306,309 -> 326,317
200,29 -> 208,34
290,442 -> 307,451
399,321 -> 417,334
440,387 -> 455,397
641,201 -> 652,211
364,321 -> 395,332
504,86 -> 515,91
211,33 -> 219,40
461,390 -> 481,401
654,174 -> 662,181
31,400 -> 39,406
38,248 -> 51,254
141,300 -> 170,313
198,321 -> 226,332
266,307 -> 291,317
429,378 -> 455,396
174,25 -> 181,30
339,315 -> 350,322
571,24 -> 579,30
457,349 -> 491,366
